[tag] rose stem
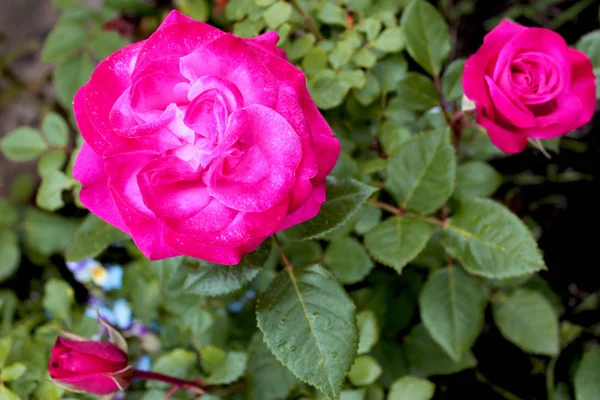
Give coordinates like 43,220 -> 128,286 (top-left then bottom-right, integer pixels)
433,75 -> 463,148
132,370 -> 205,395
366,199 -> 446,228
273,236 -> 293,270
289,0 -> 325,40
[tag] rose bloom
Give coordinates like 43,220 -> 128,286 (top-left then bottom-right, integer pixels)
463,19 -> 596,153
49,337 -> 130,394
73,11 -> 339,264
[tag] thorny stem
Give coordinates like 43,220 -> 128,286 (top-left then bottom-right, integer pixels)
132,370 -> 205,396
433,75 -> 463,148
273,236 -> 293,269
288,0 -> 325,40
366,199 -> 446,228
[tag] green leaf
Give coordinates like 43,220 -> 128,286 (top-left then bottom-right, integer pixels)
406,324 -> 477,377
357,310 -> 379,355
183,247 -> 264,297
283,240 -> 323,266
353,48 -> 377,68
454,161 -> 502,199
150,349 -> 196,389
0,386 -> 20,400
1,127 -> 48,162
379,124 -> 411,156
65,213 -> 127,261
492,289 -> 559,356
354,73 -> 381,106
0,337 -> 11,367
341,389 -> 367,400
393,73 -> 439,111
90,31 -> 129,59
364,216 -> 433,274
372,27 -> 404,53
0,231 -> 20,282
42,279 -> 74,323
357,18 -> 382,41
371,340 -> 410,388
302,48 -> 329,77
41,22 -> 88,62
325,237 -> 374,285
22,209 -> 79,256
354,204 -> 382,235
0,200 -> 18,228
419,268 -> 487,361
575,345 -> 600,400
247,332 -> 299,400
576,30 -> 600,67
206,351 -> 248,385
441,198 -> 547,278
289,34 -> 316,61
285,177 -> 378,241
338,70 -> 367,89
174,0 -> 210,22
264,1 -> 293,28
386,129 -> 455,214
330,40 -> 357,70
0,362 -> 27,381
348,356 -> 382,386
54,53 -> 94,109
309,71 -> 350,110
400,0 -> 450,76
318,2 -> 347,26
36,171 -> 74,211
256,264 -> 358,399
41,113 -> 69,148
388,376 -> 435,400
441,59 -> 465,101
37,150 -> 67,177
372,55 -> 408,93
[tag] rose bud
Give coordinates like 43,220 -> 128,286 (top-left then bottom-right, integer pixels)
48,315 -> 133,395
48,333 -> 132,395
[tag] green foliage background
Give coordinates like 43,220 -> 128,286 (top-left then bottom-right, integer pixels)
1,0 -> 600,399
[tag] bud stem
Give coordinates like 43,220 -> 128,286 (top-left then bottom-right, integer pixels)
132,370 -> 205,395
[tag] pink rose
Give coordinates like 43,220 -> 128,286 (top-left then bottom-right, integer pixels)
49,337 -> 131,394
463,19 -> 596,153
73,11 -> 339,264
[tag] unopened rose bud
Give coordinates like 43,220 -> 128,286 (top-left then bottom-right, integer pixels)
48,336 -> 132,395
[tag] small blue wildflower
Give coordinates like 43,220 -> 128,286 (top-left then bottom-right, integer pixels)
227,301 -> 245,314
135,355 -> 152,372
97,265 -> 123,291
66,259 -> 102,283
113,299 -> 133,330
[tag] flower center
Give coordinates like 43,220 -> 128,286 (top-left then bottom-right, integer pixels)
510,52 -> 563,104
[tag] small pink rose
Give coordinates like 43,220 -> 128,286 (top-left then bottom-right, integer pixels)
463,19 -> 596,153
49,337 -> 131,395
73,11 -> 340,264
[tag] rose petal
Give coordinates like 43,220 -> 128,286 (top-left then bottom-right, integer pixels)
244,30 -> 287,60
477,114 -> 529,153
84,42 -> 144,146
74,86 -> 109,155
133,19 -> 223,79
569,48 -> 597,127
138,156 -> 210,220
55,374 -> 121,395
56,337 -> 127,364
207,105 -> 302,212
462,19 -> 527,109
163,232 -> 262,265
130,72 -> 188,113
179,33 -> 278,108
277,181 -> 326,231
73,143 -> 128,232
485,76 -> 535,128
527,92 -> 582,139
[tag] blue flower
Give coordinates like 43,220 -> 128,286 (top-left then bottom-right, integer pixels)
97,265 -> 123,291
66,259 -> 102,283
135,355 -> 152,372
113,299 -> 133,330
